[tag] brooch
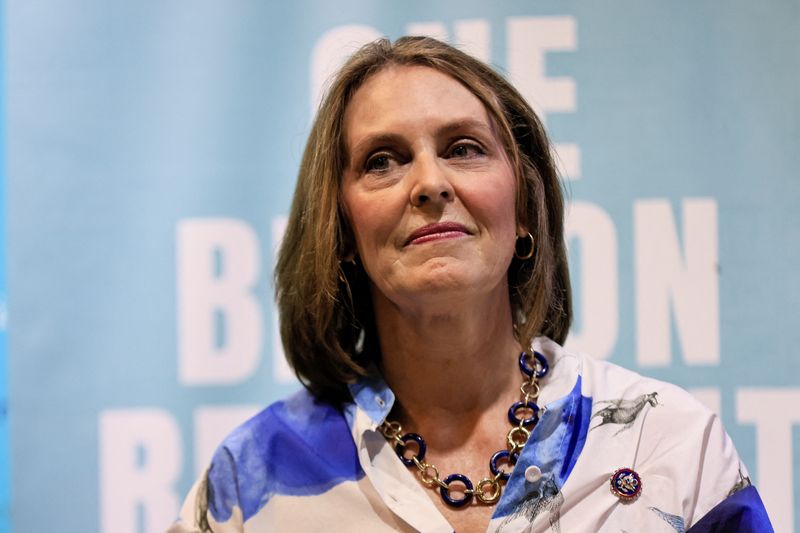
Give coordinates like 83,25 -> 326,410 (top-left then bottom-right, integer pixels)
610,467 -> 642,502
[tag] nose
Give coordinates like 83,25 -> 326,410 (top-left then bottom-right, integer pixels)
409,155 -> 455,208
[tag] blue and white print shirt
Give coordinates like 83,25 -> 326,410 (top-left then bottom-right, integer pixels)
169,338 -> 772,532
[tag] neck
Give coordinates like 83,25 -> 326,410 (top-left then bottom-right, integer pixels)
373,284 -> 521,438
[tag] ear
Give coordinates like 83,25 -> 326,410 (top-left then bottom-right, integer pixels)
516,225 -> 529,238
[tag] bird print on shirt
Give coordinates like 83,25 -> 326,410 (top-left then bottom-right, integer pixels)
649,506 -> 686,532
498,474 -> 564,533
590,392 -> 659,436
728,465 -> 752,496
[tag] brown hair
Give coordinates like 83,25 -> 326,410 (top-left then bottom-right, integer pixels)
275,36 -> 571,403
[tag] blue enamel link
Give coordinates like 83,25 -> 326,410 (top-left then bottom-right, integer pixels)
395,433 -> 426,467
518,351 -> 549,379
507,400 -> 540,427
489,450 -> 517,481
440,473 -> 474,507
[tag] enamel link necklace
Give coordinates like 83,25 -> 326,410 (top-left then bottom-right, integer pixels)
379,351 -> 549,507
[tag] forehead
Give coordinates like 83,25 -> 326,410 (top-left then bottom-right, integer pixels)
343,65 -> 493,147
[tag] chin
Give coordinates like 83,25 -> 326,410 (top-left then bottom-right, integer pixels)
411,260 -> 475,287
404,267 -> 502,301
371,257 -> 509,307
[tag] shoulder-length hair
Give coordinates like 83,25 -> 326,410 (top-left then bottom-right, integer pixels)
275,36 -> 571,404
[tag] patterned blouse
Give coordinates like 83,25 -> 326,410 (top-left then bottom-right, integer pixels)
169,338 -> 772,532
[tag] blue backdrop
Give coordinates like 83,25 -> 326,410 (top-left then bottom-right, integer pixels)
5,1 -> 799,532
0,1 -> 9,531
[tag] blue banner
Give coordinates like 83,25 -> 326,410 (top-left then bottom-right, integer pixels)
0,0 -> 9,530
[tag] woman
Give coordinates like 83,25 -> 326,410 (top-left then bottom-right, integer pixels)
171,37 -> 771,532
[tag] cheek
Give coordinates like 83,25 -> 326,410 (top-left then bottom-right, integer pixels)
467,181 -> 518,236
343,191 -> 397,254
495,189 -> 519,233
468,158 -> 519,231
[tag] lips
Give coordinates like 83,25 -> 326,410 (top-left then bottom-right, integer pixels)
405,222 -> 470,245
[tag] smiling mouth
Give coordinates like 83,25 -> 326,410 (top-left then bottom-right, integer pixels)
405,222 -> 470,246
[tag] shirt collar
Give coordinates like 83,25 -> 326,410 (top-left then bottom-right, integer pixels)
347,367 -> 395,426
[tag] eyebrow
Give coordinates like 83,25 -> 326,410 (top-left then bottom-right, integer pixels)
347,118 -> 496,167
434,118 -> 495,138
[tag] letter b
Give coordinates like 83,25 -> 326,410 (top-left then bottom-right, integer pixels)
176,218 -> 262,385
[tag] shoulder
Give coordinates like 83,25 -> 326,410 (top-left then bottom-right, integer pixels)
576,349 -> 713,421
203,388 -> 364,524
576,351 -> 726,464
218,387 -> 352,458
538,337 -> 712,421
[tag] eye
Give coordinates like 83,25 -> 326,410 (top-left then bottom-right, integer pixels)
447,141 -> 484,159
364,153 -> 393,173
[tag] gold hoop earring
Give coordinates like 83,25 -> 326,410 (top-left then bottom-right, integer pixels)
514,232 -> 535,260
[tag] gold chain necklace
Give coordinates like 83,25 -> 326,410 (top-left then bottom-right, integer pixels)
379,351 -> 549,507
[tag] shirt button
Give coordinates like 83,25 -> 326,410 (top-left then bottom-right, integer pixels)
375,395 -> 385,407
525,465 -> 542,483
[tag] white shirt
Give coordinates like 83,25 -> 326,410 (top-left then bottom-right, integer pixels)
169,338 -> 771,532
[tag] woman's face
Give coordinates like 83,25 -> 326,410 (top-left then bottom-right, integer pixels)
340,65 -> 519,310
